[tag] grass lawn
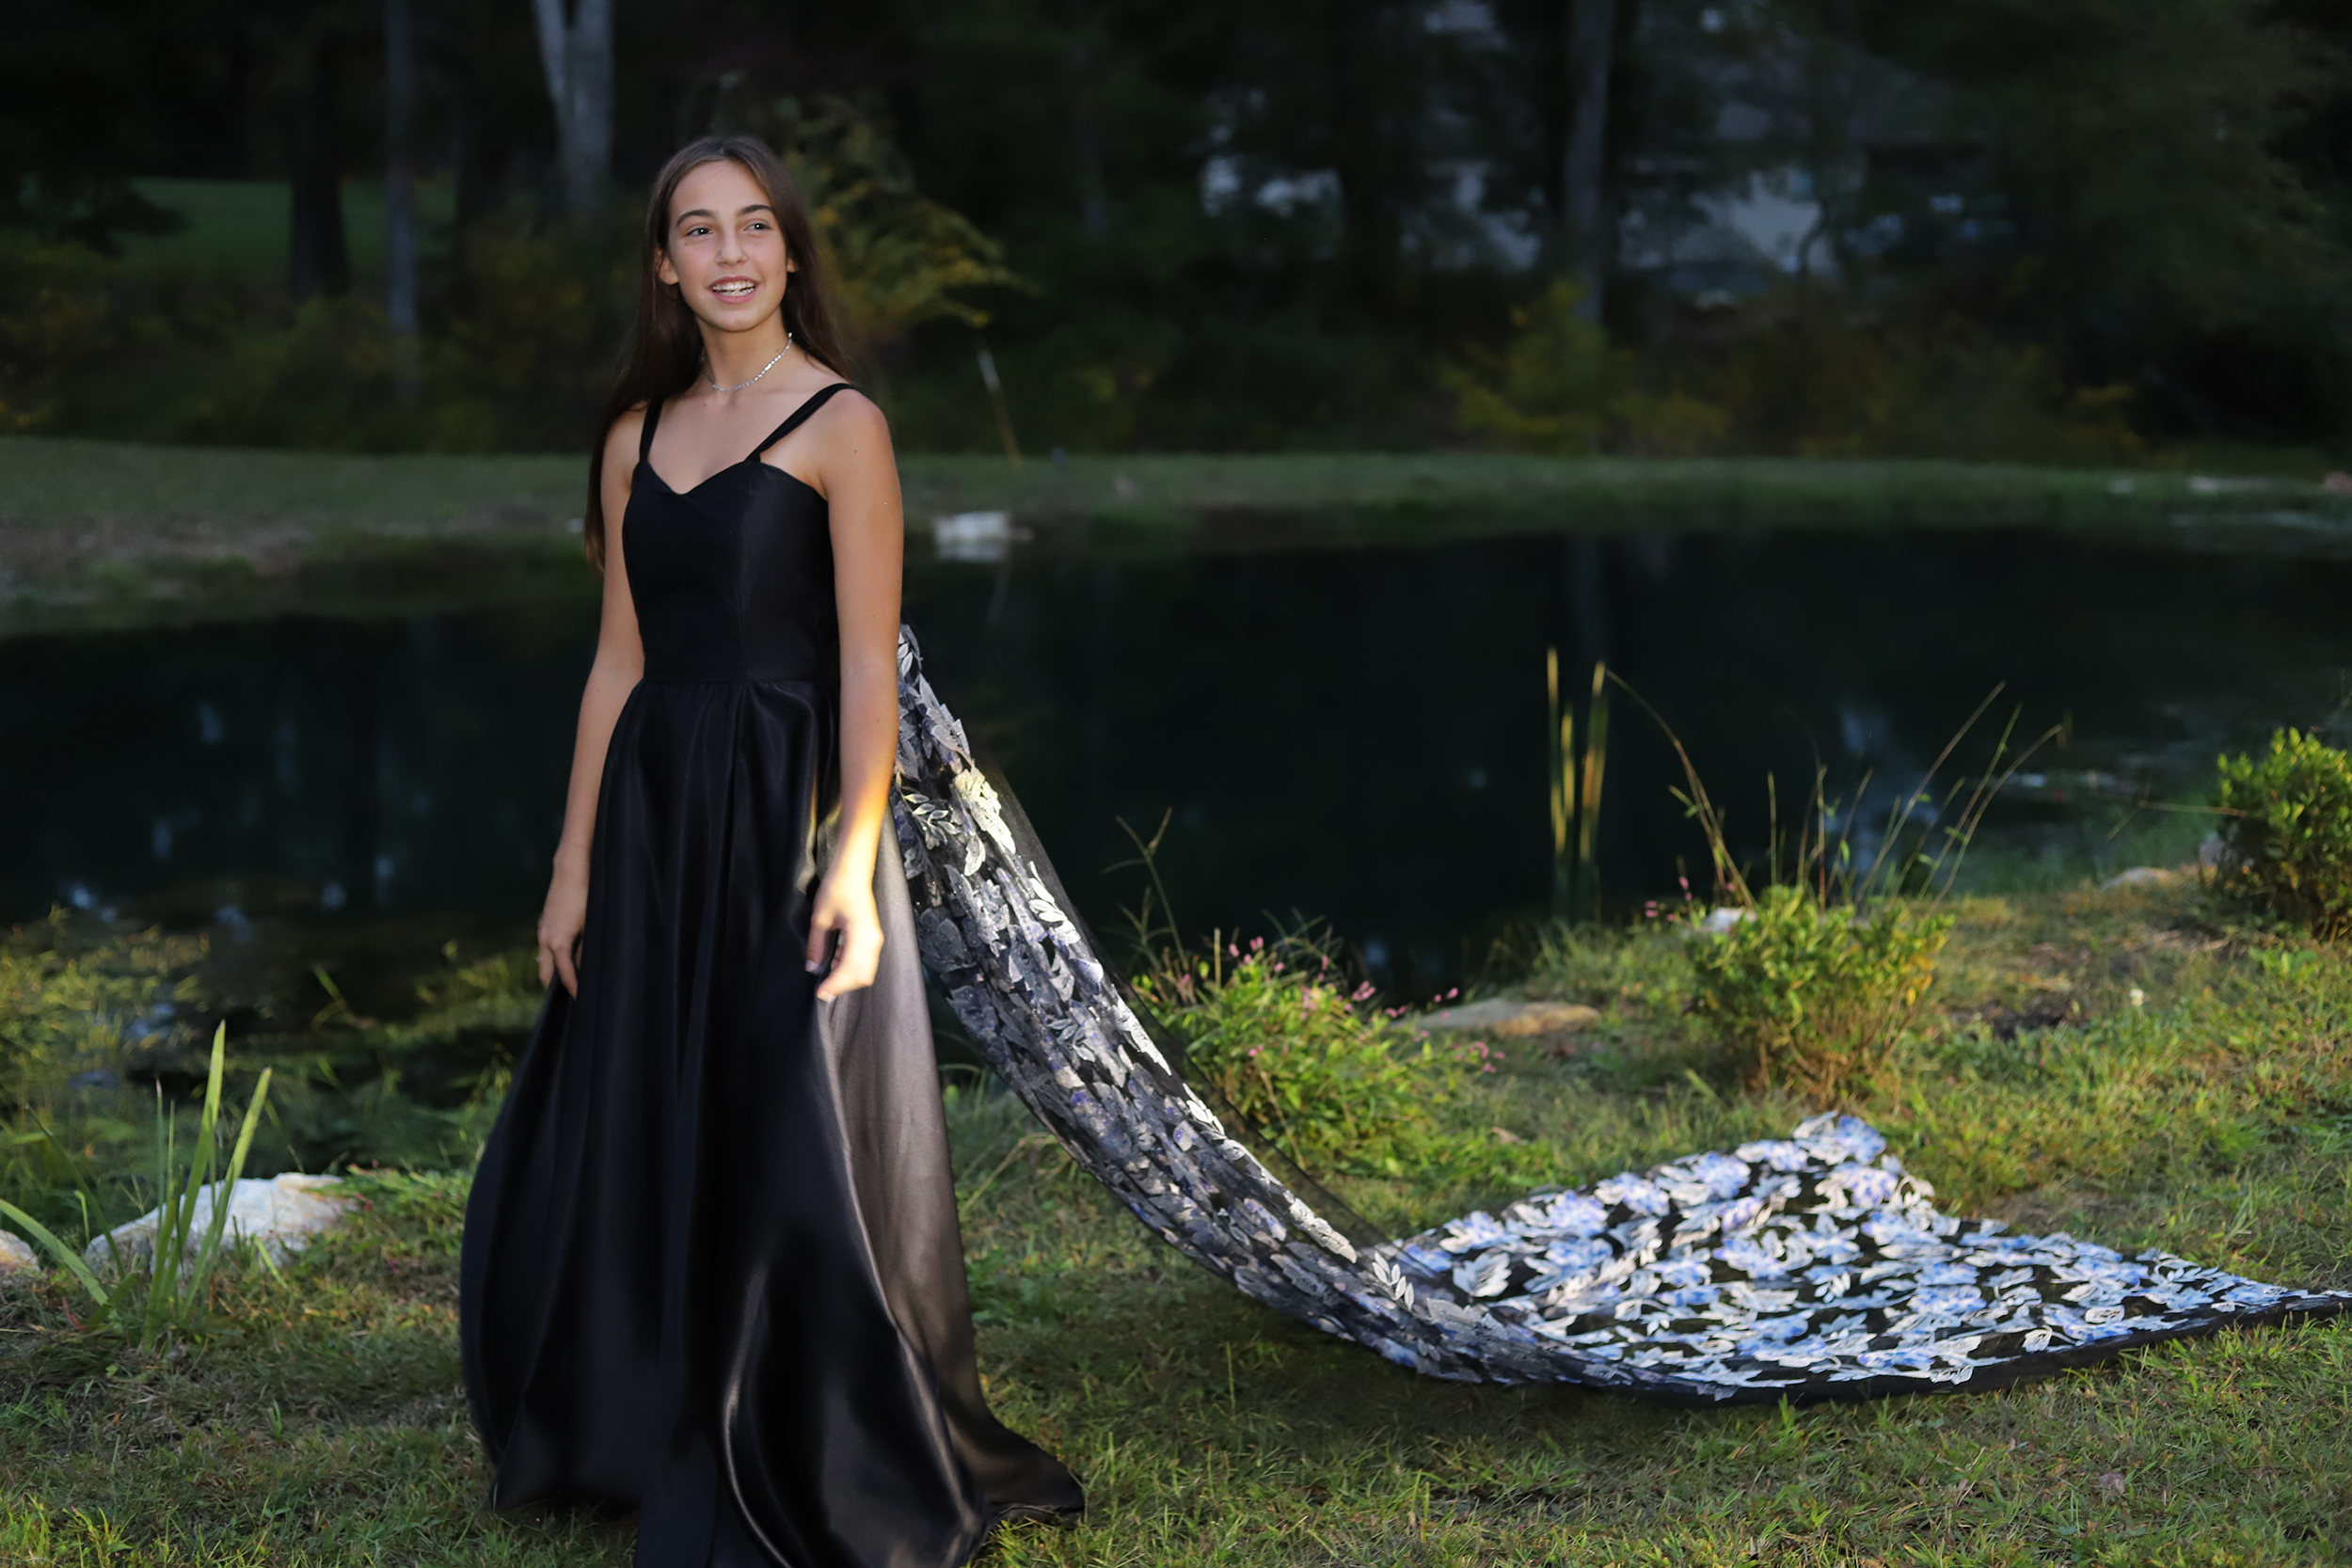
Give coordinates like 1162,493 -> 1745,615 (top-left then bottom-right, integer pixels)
3,877 -> 2347,1564
6,433 -> 2351,634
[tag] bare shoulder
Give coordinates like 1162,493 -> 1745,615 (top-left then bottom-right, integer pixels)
601,402 -> 649,483
814,387 -> 891,446
606,400 -> 650,450
808,388 -> 897,494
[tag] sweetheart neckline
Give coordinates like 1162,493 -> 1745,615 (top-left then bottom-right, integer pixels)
636,455 -> 822,504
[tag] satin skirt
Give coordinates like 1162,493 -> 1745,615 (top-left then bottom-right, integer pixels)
459,677 -> 1082,1568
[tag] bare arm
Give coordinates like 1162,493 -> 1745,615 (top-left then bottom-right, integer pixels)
538,411 -> 649,995
803,394 -> 905,1001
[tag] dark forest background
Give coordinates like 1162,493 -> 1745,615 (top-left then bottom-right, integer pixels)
3,0 -> 2349,460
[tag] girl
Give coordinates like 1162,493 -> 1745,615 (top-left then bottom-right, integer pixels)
459,135 -> 1082,1568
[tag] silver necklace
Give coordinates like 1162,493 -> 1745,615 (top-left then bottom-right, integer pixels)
708,334 -> 793,394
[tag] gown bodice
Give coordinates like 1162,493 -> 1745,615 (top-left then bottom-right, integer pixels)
623,384 -> 850,686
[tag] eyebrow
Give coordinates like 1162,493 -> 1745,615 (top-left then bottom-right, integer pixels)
673,202 -> 776,227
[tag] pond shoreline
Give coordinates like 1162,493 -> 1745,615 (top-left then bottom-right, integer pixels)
7,435 -> 2351,634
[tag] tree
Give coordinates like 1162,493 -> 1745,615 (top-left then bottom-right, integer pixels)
1561,0 -> 1620,321
532,0 -> 612,217
287,24 -> 350,301
384,0 -> 420,399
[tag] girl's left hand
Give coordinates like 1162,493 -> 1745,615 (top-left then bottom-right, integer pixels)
806,873 -> 882,1001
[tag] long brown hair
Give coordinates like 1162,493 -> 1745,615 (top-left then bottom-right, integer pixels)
583,135 -> 851,575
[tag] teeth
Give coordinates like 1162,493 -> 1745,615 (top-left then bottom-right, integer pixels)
714,282 -> 754,295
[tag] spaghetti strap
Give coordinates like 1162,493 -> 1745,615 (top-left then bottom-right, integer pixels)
637,396 -> 663,464
750,383 -> 856,458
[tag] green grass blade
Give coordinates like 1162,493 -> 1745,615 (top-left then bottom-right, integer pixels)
0,1199 -> 111,1311
226,1069 -> 272,1178
185,1068 -> 274,1320
143,1088 -> 180,1346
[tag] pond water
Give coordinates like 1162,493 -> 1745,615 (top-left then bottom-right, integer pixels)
4,520 -> 2347,1002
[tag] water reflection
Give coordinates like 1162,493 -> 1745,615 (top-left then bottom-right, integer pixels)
2,525 -> 2344,990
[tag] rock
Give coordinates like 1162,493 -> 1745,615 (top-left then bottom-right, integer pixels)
2099,866 -> 2177,891
85,1174 -> 351,1272
1418,999 -> 1602,1037
0,1228 -> 40,1277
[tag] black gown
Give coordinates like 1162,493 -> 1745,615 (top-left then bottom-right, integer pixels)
459,383 -> 1083,1568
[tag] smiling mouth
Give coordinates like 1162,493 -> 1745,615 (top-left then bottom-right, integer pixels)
712,278 -> 758,299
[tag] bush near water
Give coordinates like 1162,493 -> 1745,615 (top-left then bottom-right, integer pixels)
1687,887 -> 1954,1101
1130,933 -> 1501,1180
2217,728 -> 2352,942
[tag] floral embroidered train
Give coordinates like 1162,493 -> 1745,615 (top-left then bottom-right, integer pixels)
888,629 -> 2351,1402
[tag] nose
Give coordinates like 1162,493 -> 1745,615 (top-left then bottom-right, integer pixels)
715,225 -> 747,264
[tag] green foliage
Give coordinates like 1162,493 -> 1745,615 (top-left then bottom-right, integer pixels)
0,235 -> 118,432
1132,934 -> 1490,1177
1,918 -> 532,1247
1620,677 -> 2054,1099
9,0 -> 2352,457
1688,885 -> 1954,1100
179,219 -> 633,453
1450,281 -> 1731,457
1454,279 -> 2149,462
1,1023 -> 274,1350
246,942 -> 534,1176
0,912 -> 204,1114
1685,293 -> 2148,464
2217,728 -> 2352,940
1519,919 -> 1696,1016
7,889 -> 2352,1563
742,96 -> 1024,353
1864,0 -> 2344,345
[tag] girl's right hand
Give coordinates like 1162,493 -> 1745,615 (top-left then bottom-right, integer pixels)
537,860 -> 589,996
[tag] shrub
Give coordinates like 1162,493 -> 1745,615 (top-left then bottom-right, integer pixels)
1687,885 -> 1952,1101
1449,279 -> 1731,457
1132,935 -> 1486,1178
2217,729 -> 2352,940
2,912 -> 204,1114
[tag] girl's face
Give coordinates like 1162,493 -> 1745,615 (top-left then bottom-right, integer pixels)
656,158 -> 794,334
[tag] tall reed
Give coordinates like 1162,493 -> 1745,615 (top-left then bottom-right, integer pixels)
1546,648 -> 1611,921
1613,680 -> 2062,1100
